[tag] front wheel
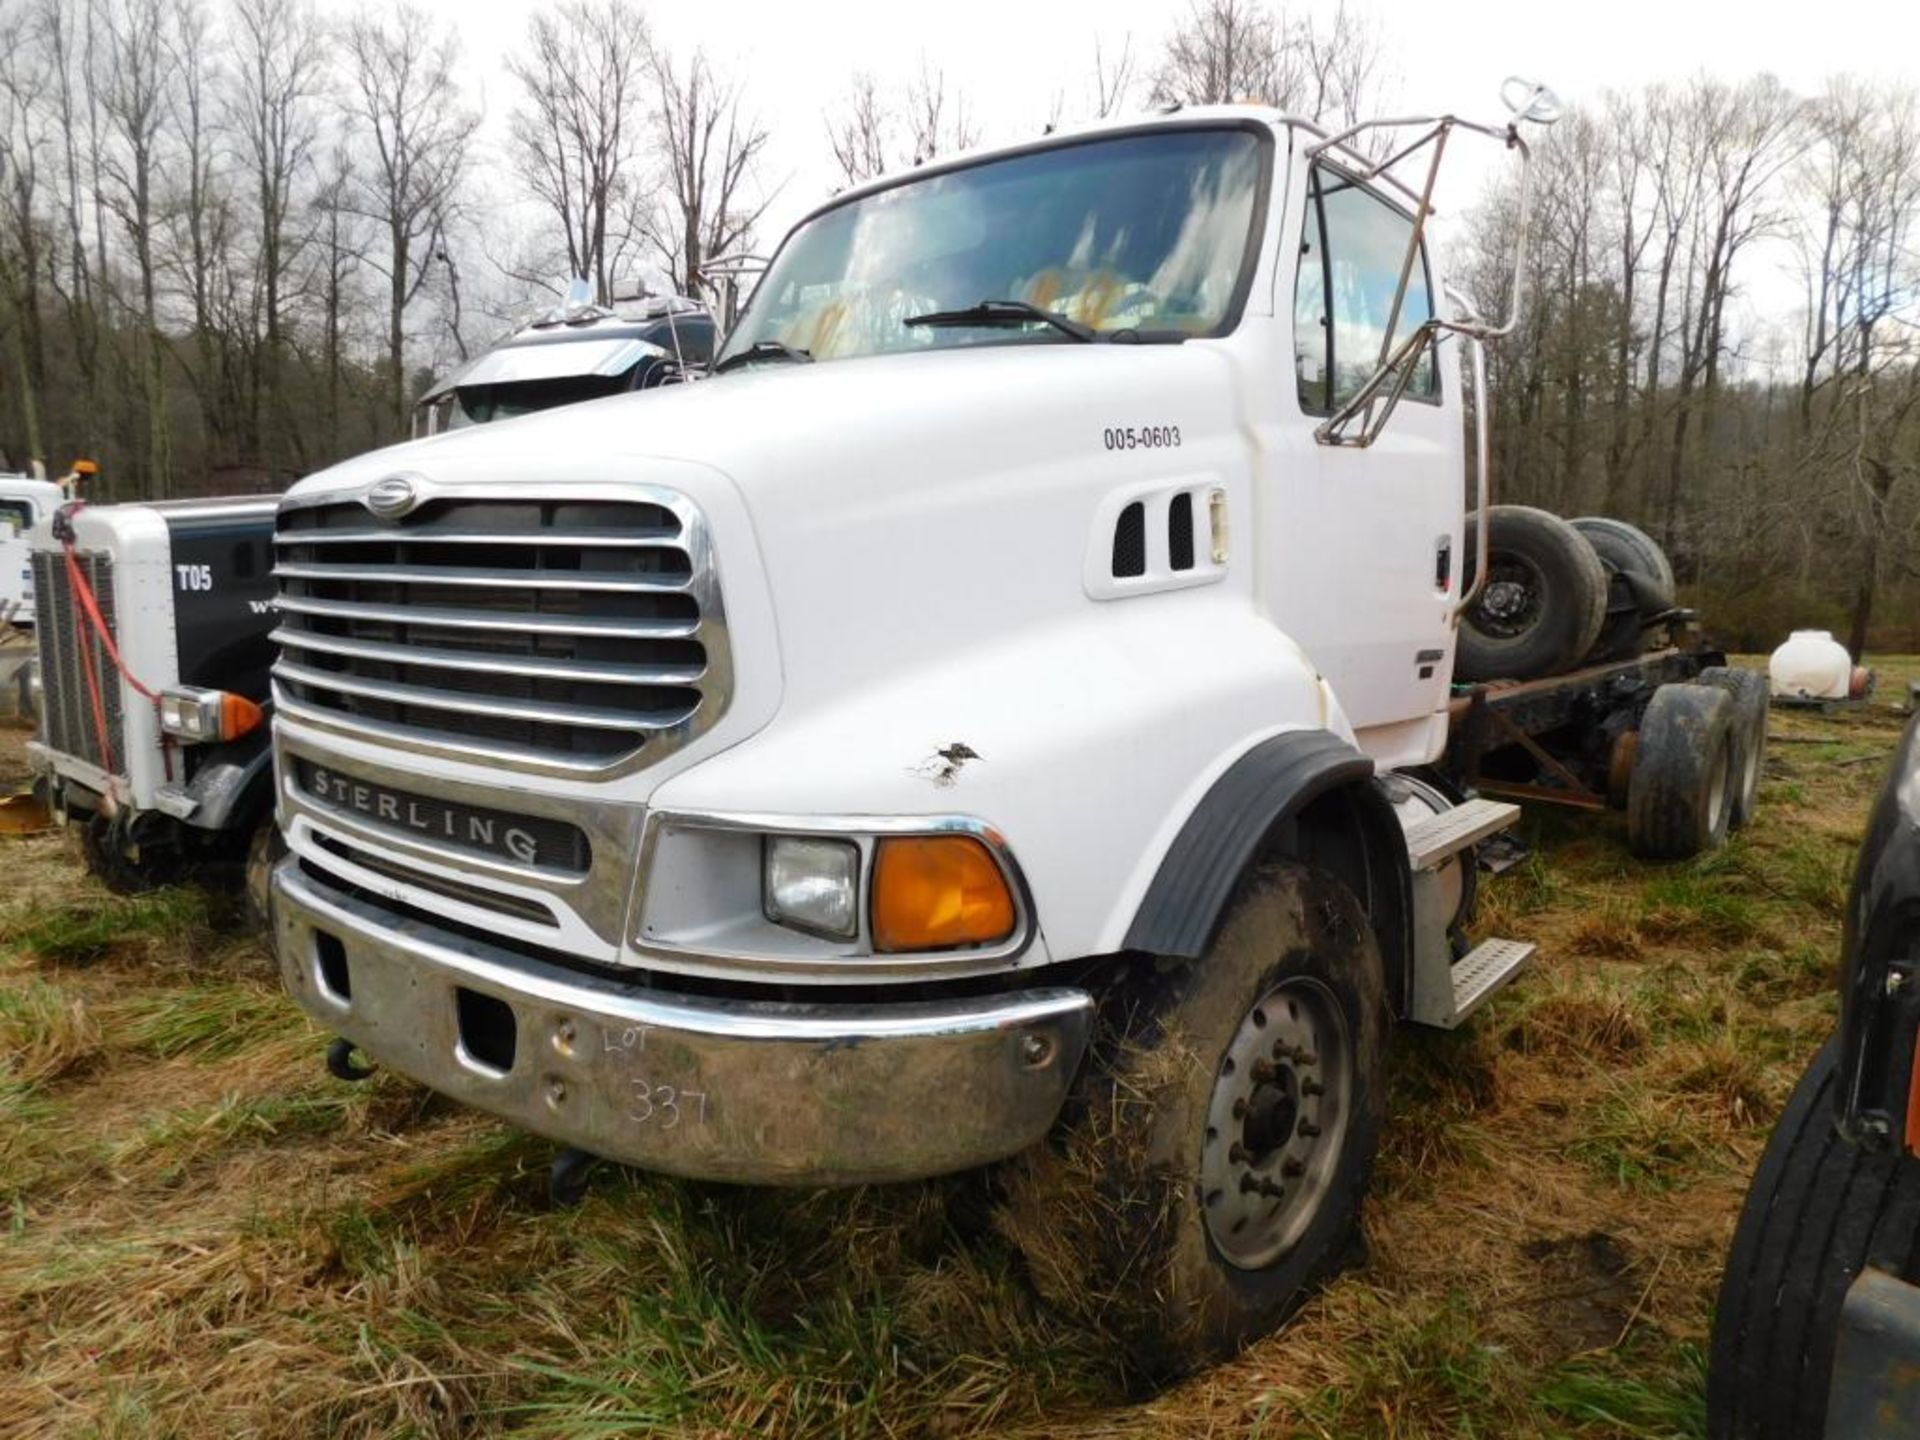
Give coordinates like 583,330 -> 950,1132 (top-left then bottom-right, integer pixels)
244,817 -> 287,933
996,860 -> 1387,1379
80,812 -> 185,894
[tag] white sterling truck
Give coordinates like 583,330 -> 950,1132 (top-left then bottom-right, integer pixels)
266,88 -> 1753,1369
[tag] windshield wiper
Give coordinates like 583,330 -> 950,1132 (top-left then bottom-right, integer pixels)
904,299 -> 1098,344
712,339 -> 814,374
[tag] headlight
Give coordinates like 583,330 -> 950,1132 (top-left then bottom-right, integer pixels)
158,685 -> 264,744
763,835 -> 860,940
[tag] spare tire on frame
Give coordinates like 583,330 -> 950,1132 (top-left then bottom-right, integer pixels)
1456,505 -> 1609,683
1571,516 -> 1677,664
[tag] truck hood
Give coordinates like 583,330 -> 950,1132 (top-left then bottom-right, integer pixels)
286,342 -> 1252,710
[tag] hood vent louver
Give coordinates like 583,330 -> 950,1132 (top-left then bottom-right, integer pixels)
1111,502 -> 1147,578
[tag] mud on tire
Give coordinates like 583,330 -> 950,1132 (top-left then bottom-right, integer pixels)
995,860 -> 1387,1381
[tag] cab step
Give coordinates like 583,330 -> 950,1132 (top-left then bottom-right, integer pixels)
1403,796 -> 1522,871
1409,936 -> 1537,1030
1447,938 -> 1536,1025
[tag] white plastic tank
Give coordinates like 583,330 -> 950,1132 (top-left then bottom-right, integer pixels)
1768,630 -> 1853,700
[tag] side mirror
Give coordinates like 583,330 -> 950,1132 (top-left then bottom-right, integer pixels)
1500,76 -> 1563,127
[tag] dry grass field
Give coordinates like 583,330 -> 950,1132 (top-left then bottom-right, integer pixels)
3,657 -> 1915,1439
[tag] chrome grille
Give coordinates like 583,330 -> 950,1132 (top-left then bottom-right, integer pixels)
32,549 -> 127,774
271,491 -> 723,773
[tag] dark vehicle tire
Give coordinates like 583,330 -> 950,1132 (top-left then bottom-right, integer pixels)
1627,682 -> 1737,859
244,817 -> 287,933
997,860 -> 1387,1380
1458,506 -> 1609,682
1572,517 -> 1676,663
1708,1036 -> 1920,1440
80,812 -> 184,894
1697,666 -> 1769,829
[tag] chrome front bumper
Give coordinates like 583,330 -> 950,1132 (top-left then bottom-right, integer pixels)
273,861 -> 1094,1186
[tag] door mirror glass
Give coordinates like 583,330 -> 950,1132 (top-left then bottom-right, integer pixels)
1293,165 -> 1437,416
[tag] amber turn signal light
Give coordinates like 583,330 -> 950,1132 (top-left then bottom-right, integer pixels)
871,835 -> 1016,953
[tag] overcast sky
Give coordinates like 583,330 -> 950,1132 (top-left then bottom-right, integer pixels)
375,0 -> 1920,342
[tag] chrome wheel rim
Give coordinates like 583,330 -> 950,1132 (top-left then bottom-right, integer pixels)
1200,975 -> 1352,1270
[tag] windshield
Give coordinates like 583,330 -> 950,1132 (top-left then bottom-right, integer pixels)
718,127 -> 1267,365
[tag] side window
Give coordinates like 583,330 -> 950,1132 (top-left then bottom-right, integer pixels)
1293,165 -> 1437,414
645,318 -> 714,366
0,501 -> 32,535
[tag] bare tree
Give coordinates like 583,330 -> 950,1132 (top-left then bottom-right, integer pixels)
1659,75 -> 1804,548
1091,34 -> 1137,119
306,144 -> 365,458
230,0 -> 323,465
1292,3 -> 1389,131
160,0 -> 237,460
904,59 -> 976,164
825,71 -> 891,188
648,47 -> 769,297
343,2 -> 478,432
507,0 -> 649,303
1151,0 -> 1278,108
39,0 -> 110,478
0,0 -> 50,467
1791,79 -> 1920,653
97,0 -> 175,493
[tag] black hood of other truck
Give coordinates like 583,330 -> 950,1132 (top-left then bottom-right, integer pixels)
153,497 -> 279,702
1837,713 -> 1920,1148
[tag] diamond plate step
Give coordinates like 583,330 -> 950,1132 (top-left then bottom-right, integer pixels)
1443,937 -> 1536,1028
1402,797 -> 1521,871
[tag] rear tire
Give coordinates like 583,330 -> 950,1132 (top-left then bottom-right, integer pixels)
1708,1036 -> 1920,1440
1627,682 -> 1736,859
1458,506 -> 1609,682
996,860 -> 1387,1381
1696,667 -> 1769,829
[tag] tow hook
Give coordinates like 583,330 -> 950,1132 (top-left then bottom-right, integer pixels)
325,1037 -> 375,1082
549,1147 -> 602,1208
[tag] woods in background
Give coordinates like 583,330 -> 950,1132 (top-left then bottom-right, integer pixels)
2,0 -> 1915,652
0,0 -> 764,500
1461,75 -> 1920,653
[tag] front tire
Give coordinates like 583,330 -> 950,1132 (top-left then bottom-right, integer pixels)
997,860 -> 1387,1378
243,817 -> 287,933
80,812 -> 184,894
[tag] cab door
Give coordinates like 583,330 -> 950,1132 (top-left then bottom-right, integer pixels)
1257,152 -> 1463,765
